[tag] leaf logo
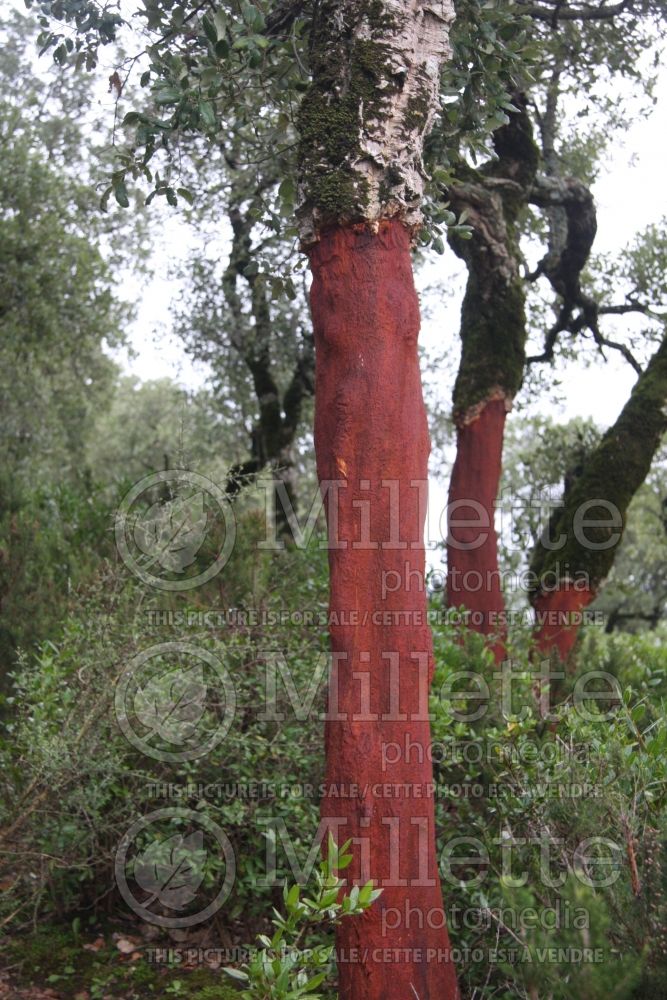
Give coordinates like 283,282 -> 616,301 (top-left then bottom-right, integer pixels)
134,831 -> 207,911
134,664 -> 207,745
134,492 -> 208,574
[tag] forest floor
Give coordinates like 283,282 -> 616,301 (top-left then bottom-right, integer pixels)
0,922 -> 241,1000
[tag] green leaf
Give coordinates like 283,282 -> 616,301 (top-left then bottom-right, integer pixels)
199,102 -> 216,128
113,179 -> 130,208
154,87 -> 182,106
213,9 -> 228,38
319,887 -> 339,907
201,14 -> 217,45
279,177 -> 296,203
223,967 -> 249,982
358,880 -> 374,905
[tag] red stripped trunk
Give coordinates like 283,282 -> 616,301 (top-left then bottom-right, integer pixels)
533,586 -> 595,664
309,221 -> 459,1000
446,399 -> 507,661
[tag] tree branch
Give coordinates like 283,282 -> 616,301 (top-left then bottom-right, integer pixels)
519,0 -> 633,21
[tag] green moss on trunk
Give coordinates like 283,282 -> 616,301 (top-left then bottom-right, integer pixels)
452,261 -> 527,417
296,0 -> 454,239
297,4 -> 399,226
530,334 -> 667,596
448,99 -> 539,420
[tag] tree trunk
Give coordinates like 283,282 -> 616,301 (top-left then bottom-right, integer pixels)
445,101 -> 538,658
309,220 -> 459,1000
530,333 -> 667,660
220,195 -> 314,536
447,397 -> 508,660
532,584 -> 595,663
297,3 -> 457,994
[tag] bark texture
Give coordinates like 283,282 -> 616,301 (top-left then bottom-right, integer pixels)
530,333 -> 667,658
298,0 -> 455,243
299,3 -> 458,993
309,221 -> 459,999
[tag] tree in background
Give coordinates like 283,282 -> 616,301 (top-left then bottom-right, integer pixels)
444,96 -> 537,659
436,0 -> 667,661
86,376 -> 250,485
502,417 -> 667,635
0,12 -> 144,683
529,334 -> 667,659
174,147 -> 315,532
0,113 -> 123,679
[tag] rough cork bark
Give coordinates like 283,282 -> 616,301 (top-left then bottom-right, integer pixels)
298,0 -> 455,243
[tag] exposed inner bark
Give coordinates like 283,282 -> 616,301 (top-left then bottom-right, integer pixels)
309,220 -> 459,1000
533,585 -> 595,664
446,398 -> 508,660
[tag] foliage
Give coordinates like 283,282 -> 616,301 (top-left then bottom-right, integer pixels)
0,473 -> 116,686
3,539 -> 667,996
29,0 -> 535,248
225,835 -> 381,999
0,529 -> 330,930
86,376 -> 250,487
0,85 -> 131,678
429,619 -> 667,999
0,113 -> 123,484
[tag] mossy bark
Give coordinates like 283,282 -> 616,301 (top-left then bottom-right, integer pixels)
297,0 -> 454,243
530,333 -> 667,660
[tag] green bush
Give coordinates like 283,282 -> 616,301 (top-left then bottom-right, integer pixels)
2,543 -> 667,999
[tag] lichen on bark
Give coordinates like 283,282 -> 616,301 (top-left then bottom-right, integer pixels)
297,0 -> 455,243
